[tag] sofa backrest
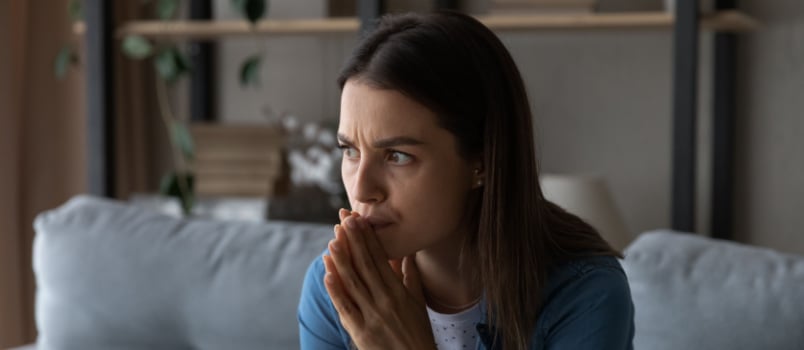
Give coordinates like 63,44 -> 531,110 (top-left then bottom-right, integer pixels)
33,195 -> 332,350
623,230 -> 804,350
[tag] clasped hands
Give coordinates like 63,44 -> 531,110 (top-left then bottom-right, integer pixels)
322,209 -> 436,350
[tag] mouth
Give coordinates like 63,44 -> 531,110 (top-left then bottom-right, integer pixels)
364,216 -> 394,231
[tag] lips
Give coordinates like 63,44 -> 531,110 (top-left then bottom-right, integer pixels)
363,215 -> 394,230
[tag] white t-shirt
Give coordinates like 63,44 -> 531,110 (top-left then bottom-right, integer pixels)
427,302 -> 484,350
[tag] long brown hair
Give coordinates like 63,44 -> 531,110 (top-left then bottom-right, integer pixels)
338,11 -> 621,349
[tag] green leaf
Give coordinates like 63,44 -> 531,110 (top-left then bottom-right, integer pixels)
239,55 -> 261,87
54,46 -> 73,79
68,0 -> 83,22
156,0 -> 179,20
154,47 -> 190,84
170,121 -> 195,161
232,0 -> 267,25
121,35 -> 153,59
245,0 -> 267,24
231,0 -> 246,12
158,171 -> 195,215
174,47 -> 191,72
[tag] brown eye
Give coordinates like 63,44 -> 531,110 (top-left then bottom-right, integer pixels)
387,151 -> 413,165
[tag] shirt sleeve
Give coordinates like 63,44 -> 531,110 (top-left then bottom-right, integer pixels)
540,263 -> 635,350
297,251 -> 349,350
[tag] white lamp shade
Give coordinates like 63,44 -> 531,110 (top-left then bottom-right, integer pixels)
539,174 -> 631,250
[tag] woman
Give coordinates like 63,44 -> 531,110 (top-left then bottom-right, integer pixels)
298,11 -> 634,350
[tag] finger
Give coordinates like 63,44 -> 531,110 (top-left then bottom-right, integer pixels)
322,254 -> 364,328
355,216 -> 405,295
402,254 -> 426,305
341,216 -> 392,301
338,208 -> 350,222
329,227 -> 375,308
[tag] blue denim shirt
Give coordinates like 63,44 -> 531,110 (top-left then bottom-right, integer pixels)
298,252 -> 634,349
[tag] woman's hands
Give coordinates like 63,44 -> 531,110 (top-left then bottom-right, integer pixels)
322,209 -> 436,350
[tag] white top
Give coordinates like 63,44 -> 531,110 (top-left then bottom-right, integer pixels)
427,302 -> 484,350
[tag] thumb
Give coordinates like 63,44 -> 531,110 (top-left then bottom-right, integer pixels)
402,254 -> 425,305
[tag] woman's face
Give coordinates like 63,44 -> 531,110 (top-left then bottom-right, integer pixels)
338,80 -> 479,259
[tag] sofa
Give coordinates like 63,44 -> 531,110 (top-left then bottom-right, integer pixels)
12,195 -> 804,349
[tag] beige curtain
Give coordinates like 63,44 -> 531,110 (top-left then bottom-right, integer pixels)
1,1 -> 167,346
0,0 -> 87,347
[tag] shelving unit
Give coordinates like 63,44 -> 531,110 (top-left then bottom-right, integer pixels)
72,10 -> 757,39
81,0 -> 757,238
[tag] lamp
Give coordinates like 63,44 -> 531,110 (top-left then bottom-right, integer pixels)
539,174 -> 631,251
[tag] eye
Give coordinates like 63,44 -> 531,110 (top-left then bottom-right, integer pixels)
338,144 -> 359,160
387,150 -> 413,165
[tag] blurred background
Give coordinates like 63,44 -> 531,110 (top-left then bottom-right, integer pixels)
2,0 -> 802,347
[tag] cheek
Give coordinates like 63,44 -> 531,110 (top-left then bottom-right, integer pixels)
341,161 -> 356,205
396,172 -> 470,234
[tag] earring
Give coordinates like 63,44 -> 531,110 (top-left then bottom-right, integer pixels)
473,168 -> 483,188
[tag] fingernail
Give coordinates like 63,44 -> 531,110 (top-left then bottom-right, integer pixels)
329,240 -> 339,252
345,217 -> 357,229
325,272 -> 334,284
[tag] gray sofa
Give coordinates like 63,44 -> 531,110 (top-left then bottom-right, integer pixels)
14,195 -> 804,349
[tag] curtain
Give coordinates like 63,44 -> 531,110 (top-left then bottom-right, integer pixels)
0,0 -> 87,347
1,1 -> 173,346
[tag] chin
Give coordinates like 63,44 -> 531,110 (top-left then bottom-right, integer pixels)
375,231 -> 414,260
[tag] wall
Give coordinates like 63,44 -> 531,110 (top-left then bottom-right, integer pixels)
734,0 -> 804,253
210,0 -> 804,254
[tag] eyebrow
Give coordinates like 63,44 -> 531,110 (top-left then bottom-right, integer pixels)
337,133 -> 425,149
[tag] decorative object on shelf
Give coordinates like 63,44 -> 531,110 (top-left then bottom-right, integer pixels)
539,173 -> 631,250
490,0 -> 599,15
191,123 -> 286,198
266,114 -> 345,223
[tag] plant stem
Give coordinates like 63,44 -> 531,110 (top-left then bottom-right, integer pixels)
155,77 -> 193,214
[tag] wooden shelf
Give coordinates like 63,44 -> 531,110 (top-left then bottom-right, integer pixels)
72,10 -> 757,39
479,10 -> 758,32
115,17 -> 360,39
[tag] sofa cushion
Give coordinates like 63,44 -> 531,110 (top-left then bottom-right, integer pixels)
623,230 -> 804,350
33,195 -> 333,350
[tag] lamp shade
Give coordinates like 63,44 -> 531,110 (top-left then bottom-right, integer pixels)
539,174 -> 631,250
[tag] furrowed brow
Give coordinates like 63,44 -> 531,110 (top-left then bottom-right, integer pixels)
337,133 -> 355,146
337,134 -> 425,149
372,136 -> 424,149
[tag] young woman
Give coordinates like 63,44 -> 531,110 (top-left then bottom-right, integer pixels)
298,11 -> 634,350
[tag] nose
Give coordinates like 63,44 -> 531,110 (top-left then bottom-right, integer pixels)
349,158 -> 386,205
